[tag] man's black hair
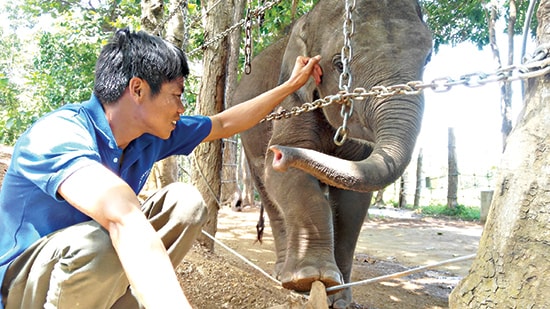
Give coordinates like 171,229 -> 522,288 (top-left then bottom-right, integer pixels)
93,28 -> 189,104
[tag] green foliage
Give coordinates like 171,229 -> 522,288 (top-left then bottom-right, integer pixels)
0,29 -> 24,144
30,31 -> 98,106
0,0 -> 141,145
422,0 -> 538,52
253,0 -> 318,54
422,0 -> 490,51
420,204 -> 480,221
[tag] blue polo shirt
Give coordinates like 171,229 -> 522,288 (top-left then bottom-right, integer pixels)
0,94 -> 212,304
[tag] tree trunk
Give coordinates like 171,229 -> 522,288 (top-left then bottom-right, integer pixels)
449,2 -> 550,306
413,148 -> 423,209
500,0 -> 515,151
447,127 -> 458,209
487,0 -> 514,151
398,173 -> 406,208
141,0 -> 164,33
220,0 -> 245,209
165,0 -> 187,47
372,189 -> 385,208
220,137 -> 239,207
192,0 -> 231,250
239,147 -> 255,207
138,157 -> 178,201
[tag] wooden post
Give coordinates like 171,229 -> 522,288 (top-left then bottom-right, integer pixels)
413,148 -> 423,209
447,127 -> 458,208
304,281 -> 328,309
480,190 -> 493,223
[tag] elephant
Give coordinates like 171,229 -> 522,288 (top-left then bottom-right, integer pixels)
229,0 -> 432,307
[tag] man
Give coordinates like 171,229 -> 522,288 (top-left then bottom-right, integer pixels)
0,28 -> 322,308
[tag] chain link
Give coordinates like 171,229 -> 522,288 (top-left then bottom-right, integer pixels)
244,2 -> 253,74
261,46 -> 550,123
334,0 -> 356,146
153,0 -> 189,36
188,0 -> 282,56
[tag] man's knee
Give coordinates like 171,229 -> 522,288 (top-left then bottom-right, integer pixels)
54,221 -> 122,275
166,182 -> 208,227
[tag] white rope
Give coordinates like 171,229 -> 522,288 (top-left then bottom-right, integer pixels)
201,227 -> 476,296
200,229 -> 281,285
325,253 -> 476,292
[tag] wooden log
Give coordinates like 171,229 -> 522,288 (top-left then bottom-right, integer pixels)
304,281 -> 328,309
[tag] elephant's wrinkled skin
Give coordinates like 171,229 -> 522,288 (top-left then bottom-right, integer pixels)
229,1 -> 432,307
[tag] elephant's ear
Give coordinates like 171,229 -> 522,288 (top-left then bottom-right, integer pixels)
279,19 -> 317,104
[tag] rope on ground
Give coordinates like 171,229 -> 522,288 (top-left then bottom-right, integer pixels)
325,253 -> 476,292
200,229 -> 281,285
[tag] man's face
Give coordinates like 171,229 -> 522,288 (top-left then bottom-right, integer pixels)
140,77 -> 185,139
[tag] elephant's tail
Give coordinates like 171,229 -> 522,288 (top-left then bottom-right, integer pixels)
255,205 -> 265,243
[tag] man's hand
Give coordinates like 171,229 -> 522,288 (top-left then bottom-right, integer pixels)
204,55 -> 322,142
286,55 -> 323,89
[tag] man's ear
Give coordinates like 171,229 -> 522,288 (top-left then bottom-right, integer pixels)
128,77 -> 144,100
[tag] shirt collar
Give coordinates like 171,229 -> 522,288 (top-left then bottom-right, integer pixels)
82,94 -> 119,150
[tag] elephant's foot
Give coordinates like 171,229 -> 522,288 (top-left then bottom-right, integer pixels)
328,287 -> 352,309
279,262 -> 342,293
273,260 -> 284,279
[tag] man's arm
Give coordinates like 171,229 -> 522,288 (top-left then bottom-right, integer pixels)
203,55 -> 322,142
58,164 -> 191,309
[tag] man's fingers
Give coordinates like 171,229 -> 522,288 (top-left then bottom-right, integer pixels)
308,55 -> 322,85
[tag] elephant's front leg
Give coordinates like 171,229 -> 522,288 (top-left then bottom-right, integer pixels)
265,165 -> 343,292
328,188 -> 371,308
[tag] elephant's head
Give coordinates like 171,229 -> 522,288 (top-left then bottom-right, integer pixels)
271,0 -> 432,192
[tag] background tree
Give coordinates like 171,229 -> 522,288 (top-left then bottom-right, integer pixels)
191,0 -> 232,249
450,2 -> 550,305
413,148 -> 423,209
447,127 -> 458,209
0,0 -> 141,144
0,29 -> 22,144
220,0 -> 245,210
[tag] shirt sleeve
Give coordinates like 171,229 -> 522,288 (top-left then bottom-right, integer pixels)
14,109 -> 101,201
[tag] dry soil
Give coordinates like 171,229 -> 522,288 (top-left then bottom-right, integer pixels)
178,206 -> 483,309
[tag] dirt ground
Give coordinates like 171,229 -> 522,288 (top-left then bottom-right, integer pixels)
0,146 -> 483,308
178,205 -> 483,309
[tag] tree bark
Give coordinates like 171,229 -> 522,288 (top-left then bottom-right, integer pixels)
500,0 -> 515,151
165,0 -> 187,47
372,189 -> 385,208
447,127 -> 458,209
220,137 -> 239,207
398,174 -> 406,208
413,148 -> 423,209
141,0 -> 164,33
192,0 -> 231,250
487,1 -> 514,151
449,2 -> 550,306
239,147 -> 255,207
220,0 -> 245,209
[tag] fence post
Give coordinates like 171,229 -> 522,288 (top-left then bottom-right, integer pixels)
480,190 -> 494,223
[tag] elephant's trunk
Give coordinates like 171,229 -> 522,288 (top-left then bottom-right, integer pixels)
269,97 -> 422,193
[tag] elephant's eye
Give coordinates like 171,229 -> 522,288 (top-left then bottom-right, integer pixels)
332,55 -> 344,73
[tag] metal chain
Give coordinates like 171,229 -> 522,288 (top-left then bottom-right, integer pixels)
334,0 -> 356,146
260,45 -> 550,122
153,0 -> 188,36
188,0 -> 282,56
244,0 -> 253,74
